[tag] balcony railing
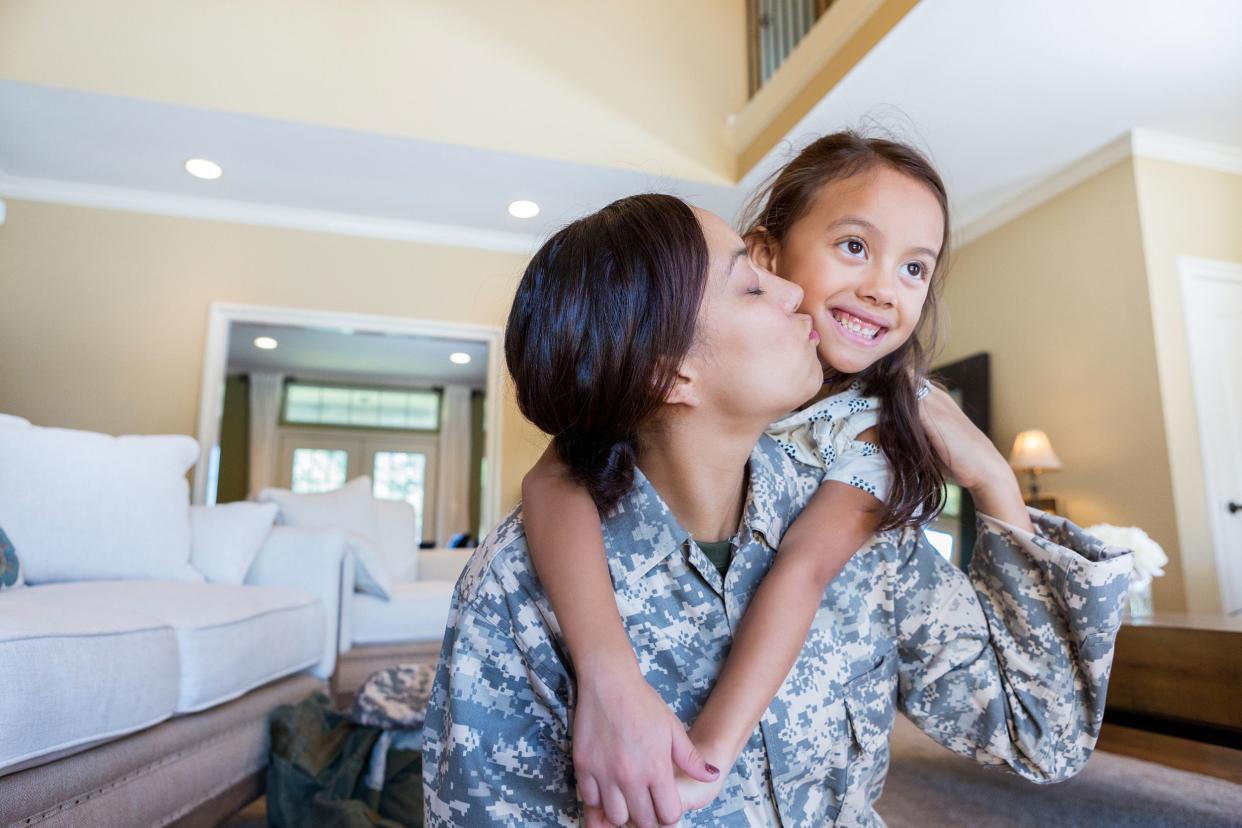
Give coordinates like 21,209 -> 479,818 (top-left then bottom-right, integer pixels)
748,0 -> 837,96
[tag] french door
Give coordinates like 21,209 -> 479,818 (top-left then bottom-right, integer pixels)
276,428 -> 439,543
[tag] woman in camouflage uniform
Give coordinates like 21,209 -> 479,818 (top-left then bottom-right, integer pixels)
422,194 -> 1132,827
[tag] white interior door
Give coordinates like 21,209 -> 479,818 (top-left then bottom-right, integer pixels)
277,431 -> 365,491
276,428 -> 440,543
1182,259 -> 1242,615
364,434 -> 439,544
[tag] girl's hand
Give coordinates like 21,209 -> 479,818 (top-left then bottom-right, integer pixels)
918,386 -> 1033,531
574,667 -> 719,828
673,767 -> 728,815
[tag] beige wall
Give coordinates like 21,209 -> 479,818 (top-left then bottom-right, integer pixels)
0,1 -> 746,183
1132,158 -> 1242,615
940,158 -> 1187,611
0,198 -> 548,514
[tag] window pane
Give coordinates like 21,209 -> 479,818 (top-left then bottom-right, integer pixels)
378,391 -> 410,428
284,385 -> 321,423
291,448 -> 348,494
350,389 -> 382,427
373,452 -> 427,540
407,394 -> 439,430
320,388 -> 352,424
282,382 -> 439,430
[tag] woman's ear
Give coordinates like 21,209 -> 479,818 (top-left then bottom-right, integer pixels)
663,365 -> 700,408
746,228 -> 779,275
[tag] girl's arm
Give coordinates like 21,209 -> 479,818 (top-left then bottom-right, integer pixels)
522,447 -> 718,828
683,477 -> 881,775
894,386 -> 1132,781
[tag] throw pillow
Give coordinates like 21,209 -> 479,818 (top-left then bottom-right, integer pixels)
0,527 -> 24,591
259,477 -> 393,600
347,533 -> 395,600
0,426 -> 203,584
189,502 -> 280,584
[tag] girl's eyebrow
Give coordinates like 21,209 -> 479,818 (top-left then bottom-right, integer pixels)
827,215 -> 878,235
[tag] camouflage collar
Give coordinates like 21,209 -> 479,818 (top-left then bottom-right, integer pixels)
601,436 -> 798,588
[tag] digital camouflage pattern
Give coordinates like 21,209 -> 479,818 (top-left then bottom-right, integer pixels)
422,435 -> 1133,827
350,661 -> 438,731
767,380 -> 932,502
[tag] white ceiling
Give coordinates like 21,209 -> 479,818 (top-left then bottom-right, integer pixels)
738,0 -> 1242,230
1,0 -> 1240,249
227,322 -> 490,388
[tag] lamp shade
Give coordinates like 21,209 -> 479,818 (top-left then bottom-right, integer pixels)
1009,429 -> 1062,472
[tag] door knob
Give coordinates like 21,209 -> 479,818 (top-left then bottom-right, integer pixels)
1229,501 -> 1242,514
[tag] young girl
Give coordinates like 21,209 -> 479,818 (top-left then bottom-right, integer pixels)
522,132 -> 1001,828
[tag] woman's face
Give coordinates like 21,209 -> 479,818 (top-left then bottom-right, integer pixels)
679,209 -> 823,424
758,167 -> 943,376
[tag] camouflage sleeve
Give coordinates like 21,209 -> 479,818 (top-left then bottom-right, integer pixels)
894,508 -> 1133,782
421,593 -> 579,827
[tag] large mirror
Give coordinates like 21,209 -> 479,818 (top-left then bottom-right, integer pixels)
193,304 -> 503,548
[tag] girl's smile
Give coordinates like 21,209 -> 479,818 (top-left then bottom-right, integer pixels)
752,166 -> 944,376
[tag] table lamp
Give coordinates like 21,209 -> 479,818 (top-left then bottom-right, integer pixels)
1009,429 -> 1062,504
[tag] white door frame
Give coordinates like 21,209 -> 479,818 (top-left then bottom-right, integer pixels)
1178,256 -> 1242,614
193,302 -> 505,536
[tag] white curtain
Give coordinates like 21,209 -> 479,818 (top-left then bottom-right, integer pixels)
247,372 -> 285,497
435,385 -> 472,546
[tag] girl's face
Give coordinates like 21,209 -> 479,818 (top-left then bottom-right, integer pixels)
679,209 -> 823,424
754,167 -> 944,376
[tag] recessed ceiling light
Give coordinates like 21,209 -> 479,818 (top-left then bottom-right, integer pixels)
449,352 -> 472,365
253,336 -> 278,350
185,158 -> 223,180
508,200 -> 540,219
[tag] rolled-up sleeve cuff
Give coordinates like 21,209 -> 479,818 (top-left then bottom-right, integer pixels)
977,508 -> 1134,635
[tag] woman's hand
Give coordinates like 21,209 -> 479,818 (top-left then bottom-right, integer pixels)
918,386 -> 1033,531
573,665 -> 719,828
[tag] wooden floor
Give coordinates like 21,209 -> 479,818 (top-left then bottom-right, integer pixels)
1096,722 -> 1242,784
219,796 -> 266,827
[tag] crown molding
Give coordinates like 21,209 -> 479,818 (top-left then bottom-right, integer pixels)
953,135 -> 1133,248
1130,128 -> 1242,176
955,130 -> 1242,248
0,171 -> 541,255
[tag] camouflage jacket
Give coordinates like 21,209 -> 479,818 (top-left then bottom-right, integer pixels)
422,436 -> 1133,827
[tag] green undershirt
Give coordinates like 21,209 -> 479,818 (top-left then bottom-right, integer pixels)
696,539 -> 734,579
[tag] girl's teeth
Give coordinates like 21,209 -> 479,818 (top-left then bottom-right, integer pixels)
833,311 -> 880,339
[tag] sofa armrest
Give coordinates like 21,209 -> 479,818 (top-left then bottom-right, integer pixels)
246,526 -> 349,679
416,548 -> 472,583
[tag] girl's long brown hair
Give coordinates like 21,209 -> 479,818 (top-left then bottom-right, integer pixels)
741,131 -> 950,531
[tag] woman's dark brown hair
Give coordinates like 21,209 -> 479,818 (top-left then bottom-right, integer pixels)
741,130 -> 950,530
505,194 -> 710,512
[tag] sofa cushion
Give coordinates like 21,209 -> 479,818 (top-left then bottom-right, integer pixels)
0,527 -> 23,591
0,426 -> 202,584
30,581 -> 325,713
373,498 -> 420,581
351,580 -> 455,645
0,587 -> 179,776
260,478 -> 394,599
189,501 -> 279,584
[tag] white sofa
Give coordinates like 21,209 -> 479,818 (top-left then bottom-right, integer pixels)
336,499 -> 473,694
0,416 -> 349,826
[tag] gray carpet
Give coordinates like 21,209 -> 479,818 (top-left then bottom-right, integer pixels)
224,716 -> 1242,826
876,716 -> 1242,828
